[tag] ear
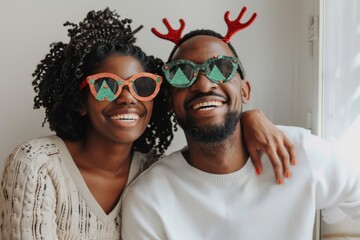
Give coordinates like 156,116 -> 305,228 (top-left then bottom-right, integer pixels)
78,104 -> 87,116
241,80 -> 251,104
77,93 -> 89,116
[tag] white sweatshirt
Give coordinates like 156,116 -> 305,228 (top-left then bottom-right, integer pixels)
121,126 -> 360,240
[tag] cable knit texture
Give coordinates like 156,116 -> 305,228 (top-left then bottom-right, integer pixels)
0,135 -> 147,240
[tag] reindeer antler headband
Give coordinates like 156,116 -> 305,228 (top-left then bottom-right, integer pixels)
151,7 -> 257,45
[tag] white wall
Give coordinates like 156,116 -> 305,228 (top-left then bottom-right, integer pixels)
292,0 -> 321,134
0,0 -> 303,171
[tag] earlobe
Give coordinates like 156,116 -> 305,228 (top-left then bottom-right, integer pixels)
241,80 -> 251,103
78,105 -> 87,116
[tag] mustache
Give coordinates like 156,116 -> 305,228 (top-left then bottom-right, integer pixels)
185,91 -> 227,106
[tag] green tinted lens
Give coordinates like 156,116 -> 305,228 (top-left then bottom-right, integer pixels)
207,58 -> 235,82
93,77 -> 118,101
166,63 -> 194,87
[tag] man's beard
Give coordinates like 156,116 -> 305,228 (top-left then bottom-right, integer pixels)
177,111 -> 241,144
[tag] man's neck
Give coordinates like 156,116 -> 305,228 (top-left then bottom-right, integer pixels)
183,125 -> 249,174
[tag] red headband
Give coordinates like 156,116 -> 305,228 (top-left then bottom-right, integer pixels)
151,7 -> 257,45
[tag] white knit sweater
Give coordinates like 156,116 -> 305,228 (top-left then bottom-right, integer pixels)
0,135 -> 147,240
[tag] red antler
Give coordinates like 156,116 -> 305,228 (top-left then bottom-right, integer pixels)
222,7 -> 257,43
151,18 -> 186,45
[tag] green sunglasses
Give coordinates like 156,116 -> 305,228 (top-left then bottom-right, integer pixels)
162,55 -> 243,88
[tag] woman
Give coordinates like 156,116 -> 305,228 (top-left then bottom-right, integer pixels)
0,8 -> 294,239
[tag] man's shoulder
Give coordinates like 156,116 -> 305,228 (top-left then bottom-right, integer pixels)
276,125 -> 318,147
276,125 -> 311,138
276,125 -> 330,149
275,125 -> 337,171
126,150 -> 185,192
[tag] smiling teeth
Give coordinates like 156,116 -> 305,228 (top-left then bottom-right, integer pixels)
111,113 -> 139,121
193,101 -> 223,110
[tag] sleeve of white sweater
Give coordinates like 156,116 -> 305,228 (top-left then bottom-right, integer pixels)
303,130 -> 360,221
0,142 -> 59,240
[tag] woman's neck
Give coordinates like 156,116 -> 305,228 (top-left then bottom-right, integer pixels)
63,134 -> 134,214
65,133 -> 133,176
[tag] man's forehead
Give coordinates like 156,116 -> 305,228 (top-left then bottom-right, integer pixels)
172,35 -> 234,61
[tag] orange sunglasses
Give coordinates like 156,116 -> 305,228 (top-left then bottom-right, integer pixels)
79,72 -> 163,102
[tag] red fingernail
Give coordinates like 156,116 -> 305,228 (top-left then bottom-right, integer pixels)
278,178 -> 283,185
285,171 -> 291,178
256,168 -> 261,175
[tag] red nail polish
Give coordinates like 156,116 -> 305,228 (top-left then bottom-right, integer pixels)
256,168 -> 261,175
278,178 -> 283,185
285,172 -> 291,178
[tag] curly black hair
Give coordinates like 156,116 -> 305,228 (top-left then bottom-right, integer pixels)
32,8 -> 174,157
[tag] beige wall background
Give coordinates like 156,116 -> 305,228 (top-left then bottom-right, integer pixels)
0,0 -> 314,168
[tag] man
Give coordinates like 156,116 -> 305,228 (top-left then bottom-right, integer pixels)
121,30 -> 360,239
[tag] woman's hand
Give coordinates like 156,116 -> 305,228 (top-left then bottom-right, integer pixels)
241,109 -> 296,184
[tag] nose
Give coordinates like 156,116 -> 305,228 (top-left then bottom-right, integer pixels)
189,71 -> 218,93
115,86 -> 137,105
